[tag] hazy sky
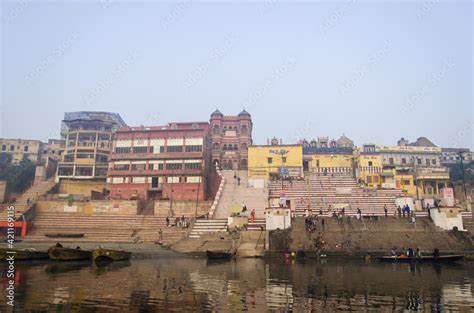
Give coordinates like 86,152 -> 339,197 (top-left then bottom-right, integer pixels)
1,1 -> 472,149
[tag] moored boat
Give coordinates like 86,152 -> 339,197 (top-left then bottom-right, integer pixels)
48,246 -> 91,261
0,248 -> 49,261
206,250 -> 234,260
378,255 -> 464,263
91,248 -> 132,262
45,233 -> 85,238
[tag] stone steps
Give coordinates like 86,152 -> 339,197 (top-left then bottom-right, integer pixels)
189,219 -> 227,238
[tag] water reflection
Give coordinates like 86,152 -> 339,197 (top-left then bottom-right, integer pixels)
0,257 -> 473,311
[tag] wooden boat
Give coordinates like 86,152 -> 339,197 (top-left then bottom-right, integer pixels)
91,248 -> 131,262
206,250 -> 234,260
45,233 -> 85,238
378,255 -> 464,263
48,246 -> 91,261
0,248 -> 49,261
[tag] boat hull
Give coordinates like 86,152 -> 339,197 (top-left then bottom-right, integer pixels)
92,249 -> 132,262
0,248 -> 49,261
206,250 -> 233,260
378,255 -> 464,263
45,233 -> 84,238
48,247 -> 91,261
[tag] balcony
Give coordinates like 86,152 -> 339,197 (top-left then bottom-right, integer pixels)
415,167 -> 449,180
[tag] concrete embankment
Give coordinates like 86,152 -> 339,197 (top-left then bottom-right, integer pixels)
270,216 -> 474,256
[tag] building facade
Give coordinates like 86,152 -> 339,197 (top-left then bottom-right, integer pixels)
56,111 -> 126,196
303,147 -> 354,174
248,143 -> 303,186
376,145 -> 450,198
107,122 -> 211,201
441,148 -> 472,165
210,109 -> 252,170
355,144 -> 383,188
0,138 -> 44,164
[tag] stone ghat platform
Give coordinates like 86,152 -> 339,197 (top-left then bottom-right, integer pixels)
271,216 -> 474,255
23,212 -> 193,246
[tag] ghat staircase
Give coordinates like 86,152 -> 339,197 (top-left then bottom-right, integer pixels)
0,177 -> 56,220
269,172 -> 404,217
214,170 -> 268,219
22,212 -> 191,246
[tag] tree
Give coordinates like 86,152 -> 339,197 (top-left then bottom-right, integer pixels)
0,153 -> 12,179
3,155 -> 36,193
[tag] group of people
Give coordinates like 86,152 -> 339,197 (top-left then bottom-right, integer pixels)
233,172 -> 241,186
390,247 -> 441,258
165,215 -> 189,228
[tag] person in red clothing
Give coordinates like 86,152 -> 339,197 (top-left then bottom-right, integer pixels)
250,208 -> 255,223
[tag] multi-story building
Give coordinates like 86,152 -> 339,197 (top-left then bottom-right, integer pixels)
0,138 -> 44,164
355,144 -> 383,188
441,148 -> 472,165
376,144 -> 450,198
248,141 -> 303,187
41,139 -> 65,163
57,111 -> 126,196
107,122 -> 211,201
210,109 -> 252,170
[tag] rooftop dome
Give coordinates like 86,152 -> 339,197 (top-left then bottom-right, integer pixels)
238,109 -> 251,117
210,109 -> 223,117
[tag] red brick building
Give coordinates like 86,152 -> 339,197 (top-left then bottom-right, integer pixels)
107,122 -> 211,201
210,109 -> 253,170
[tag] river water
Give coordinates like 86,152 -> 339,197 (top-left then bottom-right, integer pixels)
1,256 -> 473,312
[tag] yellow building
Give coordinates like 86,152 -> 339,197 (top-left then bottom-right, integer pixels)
248,145 -> 303,180
302,146 -> 355,175
355,145 -> 382,188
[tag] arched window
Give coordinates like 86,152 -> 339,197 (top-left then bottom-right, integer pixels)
213,142 -> 219,150
1,144 -> 6,151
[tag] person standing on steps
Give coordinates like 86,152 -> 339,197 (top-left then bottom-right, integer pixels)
242,202 -> 247,212
237,176 -> 241,186
250,208 -> 255,223
384,205 -> 388,217
166,216 -> 170,227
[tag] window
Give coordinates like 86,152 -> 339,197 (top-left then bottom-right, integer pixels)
131,164 -> 146,171
432,159 -> 436,165
426,159 -> 430,166
115,147 -> 131,154
167,146 -> 182,153
166,163 -> 182,170
268,157 -> 273,164
185,163 -> 202,170
402,179 -> 411,185
185,145 -> 203,152
160,146 -> 165,153
401,158 -> 406,164
24,146 -> 28,152
368,161 -> 373,167
367,176 -> 373,183
417,158 -> 422,165
389,158 -> 394,165
373,176 -> 379,183
132,146 -> 148,153
114,164 -> 130,171
10,145 -> 14,151
1,145 -> 6,151
223,144 -> 228,151
282,157 -> 287,163
233,144 -> 238,150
